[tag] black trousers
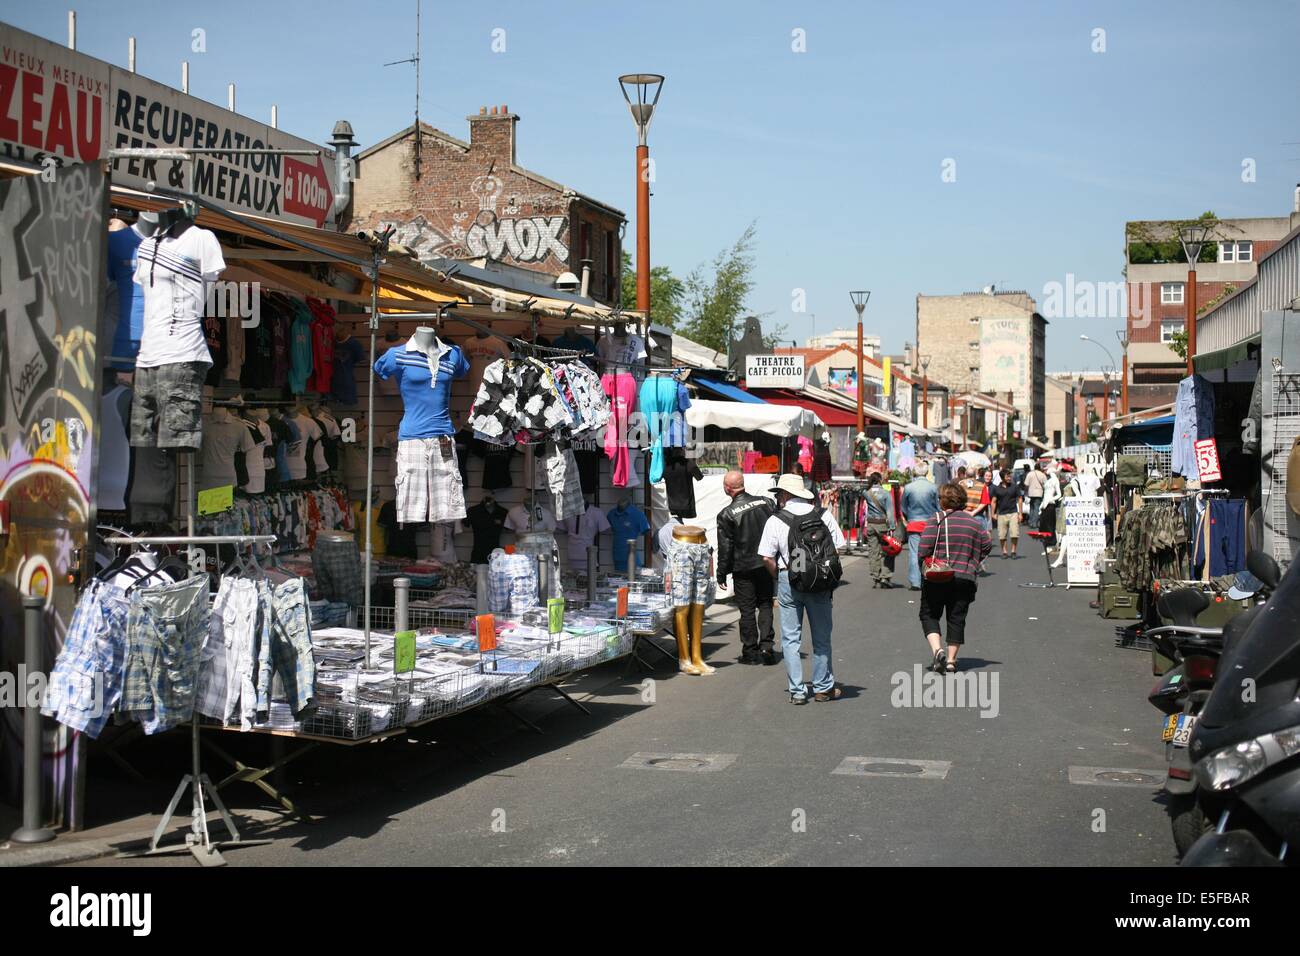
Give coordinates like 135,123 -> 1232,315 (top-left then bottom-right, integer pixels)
732,566 -> 775,652
918,578 -> 977,646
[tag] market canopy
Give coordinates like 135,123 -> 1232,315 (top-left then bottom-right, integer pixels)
686,399 -> 822,437
691,376 -> 767,404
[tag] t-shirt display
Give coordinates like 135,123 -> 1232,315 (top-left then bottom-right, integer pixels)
201,413 -> 256,490
374,338 -> 470,439
288,304 -> 314,394
562,503 -> 611,566
133,223 -> 226,368
286,413 -> 323,481
607,502 -> 650,570
598,331 -> 647,368
307,298 -> 336,395
98,385 -> 132,510
240,416 -> 272,495
331,335 -> 365,405
506,502 -> 556,535
462,334 -> 511,396
466,501 -> 509,563
105,224 -> 145,370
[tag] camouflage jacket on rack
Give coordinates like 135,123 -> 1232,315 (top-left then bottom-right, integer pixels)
1114,503 -> 1189,592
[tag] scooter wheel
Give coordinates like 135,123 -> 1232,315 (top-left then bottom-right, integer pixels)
1169,794 -> 1212,859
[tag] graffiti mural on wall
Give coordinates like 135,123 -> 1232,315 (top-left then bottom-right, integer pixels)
376,170 -> 571,269
0,164 -> 105,828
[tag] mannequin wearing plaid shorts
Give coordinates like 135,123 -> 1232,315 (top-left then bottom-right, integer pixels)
668,524 -> 714,675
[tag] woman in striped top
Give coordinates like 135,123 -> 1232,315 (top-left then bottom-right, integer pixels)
917,483 -> 993,673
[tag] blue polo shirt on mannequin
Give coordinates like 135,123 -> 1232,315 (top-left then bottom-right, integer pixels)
607,502 -> 650,570
374,338 -> 469,438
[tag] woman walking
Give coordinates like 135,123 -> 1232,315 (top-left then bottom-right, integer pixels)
917,482 -> 992,673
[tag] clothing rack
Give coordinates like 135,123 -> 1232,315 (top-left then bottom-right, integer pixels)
103,533 -> 277,866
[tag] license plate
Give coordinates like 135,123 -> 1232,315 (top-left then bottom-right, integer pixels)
1161,714 -> 1179,742
1172,714 -> 1197,748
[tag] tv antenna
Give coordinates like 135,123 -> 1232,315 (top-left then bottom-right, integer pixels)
384,0 -> 422,179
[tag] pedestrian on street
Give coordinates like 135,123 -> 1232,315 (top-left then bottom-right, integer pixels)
1038,464 -> 1063,543
918,482 -> 993,674
864,472 -> 897,588
716,470 -> 778,666
960,467 -> 991,573
901,461 -> 939,591
1022,461 -> 1046,529
758,473 -> 847,705
990,467 -> 1022,558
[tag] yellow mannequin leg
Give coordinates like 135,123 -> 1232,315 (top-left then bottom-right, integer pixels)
689,603 -> 715,675
674,605 -> 701,674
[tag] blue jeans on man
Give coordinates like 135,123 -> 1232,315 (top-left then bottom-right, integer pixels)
1027,496 -> 1042,529
907,534 -> 922,589
777,571 -> 834,697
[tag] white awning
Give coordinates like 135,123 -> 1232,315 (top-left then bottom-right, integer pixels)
686,399 -> 822,438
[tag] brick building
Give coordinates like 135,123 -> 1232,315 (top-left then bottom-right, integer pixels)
347,106 -> 625,305
915,288 -> 1047,437
1123,209 -> 1300,412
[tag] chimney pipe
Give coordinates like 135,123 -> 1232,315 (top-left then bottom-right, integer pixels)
330,120 -> 360,225
128,37 -> 136,72
1294,183 -> 1300,214
580,259 -> 592,299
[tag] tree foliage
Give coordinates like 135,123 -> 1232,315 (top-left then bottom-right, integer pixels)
620,250 -> 685,329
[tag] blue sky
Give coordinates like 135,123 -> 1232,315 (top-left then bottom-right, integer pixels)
5,0 -> 1298,370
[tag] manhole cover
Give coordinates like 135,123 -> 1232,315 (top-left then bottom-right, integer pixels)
620,752 -> 738,773
1097,771 -> 1160,785
832,756 -> 951,779
860,763 -> 925,775
1067,766 -> 1167,788
647,757 -> 709,771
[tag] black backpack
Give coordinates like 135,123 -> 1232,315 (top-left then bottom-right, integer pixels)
779,507 -> 843,592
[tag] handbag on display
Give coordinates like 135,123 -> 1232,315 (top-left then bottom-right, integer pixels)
922,511 -> 956,583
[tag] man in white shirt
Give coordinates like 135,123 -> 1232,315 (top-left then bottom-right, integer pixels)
758,474 -> 846,705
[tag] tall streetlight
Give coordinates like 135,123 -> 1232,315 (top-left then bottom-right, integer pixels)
1179,221 -> 1213,376
920,354 -> 931,430
1080,333 -> 1117,426
618,74 -> 665,316
850,290 -> 870,434
1115,329 -> 1130,417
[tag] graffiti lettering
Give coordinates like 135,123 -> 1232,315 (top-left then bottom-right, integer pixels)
465,216 -> 568,263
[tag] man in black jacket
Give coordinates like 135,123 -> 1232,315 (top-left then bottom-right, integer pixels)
716,471 -> 778,665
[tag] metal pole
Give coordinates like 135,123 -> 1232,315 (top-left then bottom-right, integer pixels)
636,144 -> 650,313
587,545 -> 597,604
475,564 -> 489,615
10,596 -> 55,844
537,555 -> 548,605
1186,266 -> 1197,375
1121,351 -> 1129,416
922,374 -> 929,429
856,318 -> 865,435
363,250 -> 379,669
627,539 -> 636,579
394,577 -> 410,633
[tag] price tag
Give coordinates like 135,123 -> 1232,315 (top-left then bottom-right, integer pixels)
476,614 -> 497,652
394,630 -> 416,674
547,598 -> 565,635
616,587 -> 629,619
197,485 -> 234,516
1194,438 -> 1222,482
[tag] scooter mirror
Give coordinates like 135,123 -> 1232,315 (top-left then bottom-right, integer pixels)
1246,550 -> 1281,592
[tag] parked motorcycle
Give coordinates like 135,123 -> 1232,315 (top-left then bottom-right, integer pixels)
1182,551 -> 1296,867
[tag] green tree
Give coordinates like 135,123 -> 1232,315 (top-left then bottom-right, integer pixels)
679,221 -> 762,353
620,250 -> 685,328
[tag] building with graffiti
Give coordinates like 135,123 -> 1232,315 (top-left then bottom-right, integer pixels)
347,106 -> 625,305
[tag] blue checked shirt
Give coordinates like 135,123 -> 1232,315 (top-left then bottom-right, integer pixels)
488,551 -> 538,614
43,580 -> 129,737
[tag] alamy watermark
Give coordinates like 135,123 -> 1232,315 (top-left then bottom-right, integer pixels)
890,664 -> 1000,718
1,666 -> 105,717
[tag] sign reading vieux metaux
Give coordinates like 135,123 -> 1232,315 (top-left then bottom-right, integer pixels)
746,354 -> 805,389
0,23 -> 337,228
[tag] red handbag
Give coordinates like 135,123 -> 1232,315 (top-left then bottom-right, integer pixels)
922,512 -> 956,583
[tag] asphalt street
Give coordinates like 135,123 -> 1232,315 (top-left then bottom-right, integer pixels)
78,550 -> 1177,867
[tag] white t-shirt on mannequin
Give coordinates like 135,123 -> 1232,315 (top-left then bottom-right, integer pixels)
286,413 -> 323,481
134,224 -> 226,368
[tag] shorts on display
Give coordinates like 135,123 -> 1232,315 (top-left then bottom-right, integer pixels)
668,541 -> 715,608
120,576 -> 210,734
129,360 -> 210,448
395,436 -> 467,525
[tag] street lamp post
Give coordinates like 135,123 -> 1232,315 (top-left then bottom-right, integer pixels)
618,74 -> 665,316
920,354 -> 931,430
1079,333 -> 1117,427
850,291 -> 870,435
1179,222 -> 1213,376
1115,329 -> 1130,417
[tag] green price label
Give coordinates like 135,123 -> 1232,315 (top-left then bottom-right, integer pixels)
394,630 -> 417,674
547,598 -> 565,635
197,485 -> 234,516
